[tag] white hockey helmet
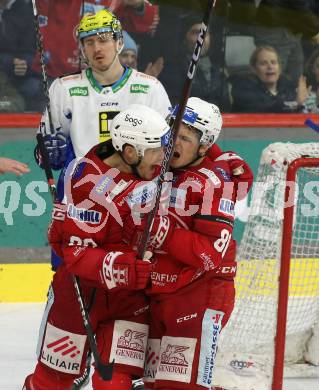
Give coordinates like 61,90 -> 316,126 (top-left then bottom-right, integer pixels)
110,104 -> 171,157
171,97 -> 222,145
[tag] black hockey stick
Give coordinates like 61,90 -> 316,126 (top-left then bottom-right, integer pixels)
31,0 -> 114,381
137,0 -> 217,258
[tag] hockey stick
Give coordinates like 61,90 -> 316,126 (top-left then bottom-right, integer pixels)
137,0 -> 217,258
31,0 -> 114,381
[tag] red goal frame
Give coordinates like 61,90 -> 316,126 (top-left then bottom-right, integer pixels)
273,157 -> 319,390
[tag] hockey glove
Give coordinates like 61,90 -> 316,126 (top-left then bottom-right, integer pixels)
214,152 -> 254,200
34,132 -> 67,170
123,214 -> 175,251
47,203 -> 66,259
101,251 -> 151,290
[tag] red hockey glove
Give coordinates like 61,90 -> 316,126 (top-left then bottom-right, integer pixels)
47,203 -> 66,258
100,251 -> 151,290
214,152 -> 254,200
123,214 -> 175,251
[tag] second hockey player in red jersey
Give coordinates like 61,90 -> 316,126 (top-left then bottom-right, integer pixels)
124,97 -> 253,390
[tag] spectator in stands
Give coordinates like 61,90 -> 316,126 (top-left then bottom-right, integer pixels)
0,157 -> 30,176
303,48 -> 319,113
252,0 -> 319,87
31,0 -> 159,78
0,0 -> 37,111
0,70 -> 25,112
120,31 -> 139,69
231,46 -> 308,113
119,30 -> 164,78
159,16 -> 231,111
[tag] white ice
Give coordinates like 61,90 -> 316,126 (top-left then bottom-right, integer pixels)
1,303 -> 318,390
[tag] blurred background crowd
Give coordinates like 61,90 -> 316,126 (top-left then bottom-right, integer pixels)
0,0 -> 319,114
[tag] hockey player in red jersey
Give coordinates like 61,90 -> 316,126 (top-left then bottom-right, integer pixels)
124,97 -> 253,390
22,104 -> 171,390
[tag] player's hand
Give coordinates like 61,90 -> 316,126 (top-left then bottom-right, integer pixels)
144,56 -> 164,78
100,251 -> 152,290
0,157 -> 30,176
123,214 -> 174,251
34,132 -> 67,170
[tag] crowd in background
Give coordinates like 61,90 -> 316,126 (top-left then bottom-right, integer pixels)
0,0 -> 319,114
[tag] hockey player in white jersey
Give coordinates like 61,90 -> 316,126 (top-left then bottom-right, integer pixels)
35,9 -> 170,271
36,8 -> 170,190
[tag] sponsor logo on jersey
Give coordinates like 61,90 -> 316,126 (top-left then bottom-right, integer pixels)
215,167 -> 231,182
101,102 -> 119,107
110,320 -> 148,368
155,336 -> 196,383
151,272 -> 178,286
177,313 -> 197,323
197,309 -> 224,387
128,182 -> 157,208
198,167 -> 221,186
67,204 -> 101,224
69,86 -> 89,96
130,84 -> 150,94
95,175 -> 113,194
218,198 -> 235,216
40,323 -> 86,374
144,339 -> 161,383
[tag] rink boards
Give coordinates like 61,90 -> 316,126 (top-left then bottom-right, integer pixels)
0,258 -> 319,302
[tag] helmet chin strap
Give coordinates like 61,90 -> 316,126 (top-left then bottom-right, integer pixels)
102,39 -> 123,71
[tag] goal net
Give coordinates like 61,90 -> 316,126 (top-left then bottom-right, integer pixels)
213,142 -> 319,390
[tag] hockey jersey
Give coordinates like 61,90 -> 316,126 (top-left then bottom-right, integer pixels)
40,67 -> 171,158
148,158 -> 238,294
50,142 -> 146,288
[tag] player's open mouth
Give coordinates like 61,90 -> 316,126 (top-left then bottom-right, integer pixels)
173,151 -> 180,158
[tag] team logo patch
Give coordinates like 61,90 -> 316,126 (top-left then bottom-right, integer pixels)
144,338 -> 161,383
218,198 -> 235,216
110,320 -> 149,368
69,86 -> 89,96
197,309 -> 224,388
40,323 -> 86,374
130,84 -> 150,94
155,336 -> 197,383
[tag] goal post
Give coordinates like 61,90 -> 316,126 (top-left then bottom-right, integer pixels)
213,143 -> 319,390
274,156 -> 319,390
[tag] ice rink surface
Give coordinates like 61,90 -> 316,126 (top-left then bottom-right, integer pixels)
1,303 -> 318,390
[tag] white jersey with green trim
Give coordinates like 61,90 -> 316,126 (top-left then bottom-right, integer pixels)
40,67 -> 171,158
